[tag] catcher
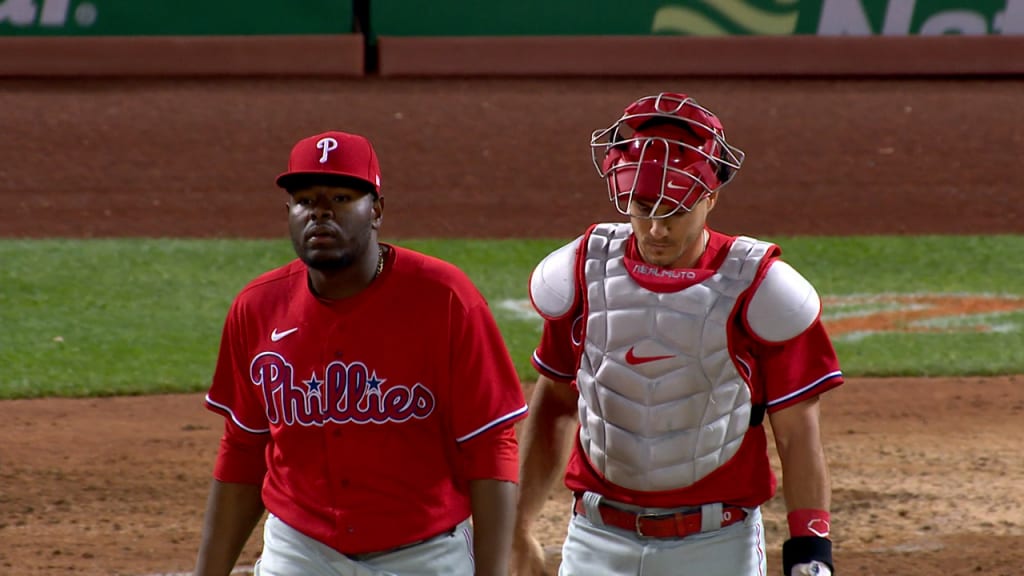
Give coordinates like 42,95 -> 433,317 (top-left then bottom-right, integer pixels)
512,93 -> 843,576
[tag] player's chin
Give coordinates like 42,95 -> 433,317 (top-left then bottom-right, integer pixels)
301,251 -> 351,271
643,246 -> 678,267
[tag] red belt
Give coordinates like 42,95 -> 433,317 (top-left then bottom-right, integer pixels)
574,497 -> 747,539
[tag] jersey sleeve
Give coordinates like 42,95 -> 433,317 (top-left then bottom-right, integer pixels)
213,419 -> 270,484
531,310 -> 581,384
455,425 -> 519,483
449,300 -> 528,447
205,298 -> 271,434
759,319 -> 844,413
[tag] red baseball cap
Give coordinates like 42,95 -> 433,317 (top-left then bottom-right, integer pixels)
276,131 -> 382,196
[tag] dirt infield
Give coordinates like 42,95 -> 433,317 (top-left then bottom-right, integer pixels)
1,379 -> 1022,576
1,77 -> 1022,575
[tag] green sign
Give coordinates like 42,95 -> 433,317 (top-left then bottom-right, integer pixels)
370,0 -> 1024,37
371,0 -> 663,36
0,0 -> 353,36
6,0 -> 1020,37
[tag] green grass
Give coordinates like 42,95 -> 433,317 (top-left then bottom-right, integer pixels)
772,235 -> 1019,295
1,236 -> 1022,399
0,239 -> 294,398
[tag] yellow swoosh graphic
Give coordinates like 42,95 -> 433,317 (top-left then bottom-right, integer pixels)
653,7 -> 730,35
653,0 -> 799,36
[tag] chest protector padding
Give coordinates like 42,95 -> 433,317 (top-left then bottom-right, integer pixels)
577,223 -> 772,491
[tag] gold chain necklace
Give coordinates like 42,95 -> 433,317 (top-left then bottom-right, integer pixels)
374,245 -> 385,279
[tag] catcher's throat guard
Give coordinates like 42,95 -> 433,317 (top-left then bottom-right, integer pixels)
591,93 -> 746,219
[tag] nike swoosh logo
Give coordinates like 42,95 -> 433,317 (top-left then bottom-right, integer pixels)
270,327 -> 298,342
665,181 -> 693,190
625,347 -> 674,365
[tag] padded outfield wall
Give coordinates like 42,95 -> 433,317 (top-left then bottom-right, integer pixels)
2,0 -> 1024,76
2,0 -> 1022,240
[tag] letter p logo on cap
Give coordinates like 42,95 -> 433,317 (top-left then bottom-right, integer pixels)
317,137 -> 339,163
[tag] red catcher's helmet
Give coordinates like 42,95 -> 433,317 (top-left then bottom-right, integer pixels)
591,93 -> 745,219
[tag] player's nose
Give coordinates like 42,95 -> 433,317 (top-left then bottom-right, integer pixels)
649,218 -> 670,237
309,196 -> 335,220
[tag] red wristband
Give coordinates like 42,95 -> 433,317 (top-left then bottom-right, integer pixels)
787,509 -> 831,539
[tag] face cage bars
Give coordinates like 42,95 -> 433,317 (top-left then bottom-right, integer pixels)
590,95 -> 746,219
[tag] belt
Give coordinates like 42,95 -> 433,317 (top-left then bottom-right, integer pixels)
346,525 -> 458,561
574,497 -> 747,539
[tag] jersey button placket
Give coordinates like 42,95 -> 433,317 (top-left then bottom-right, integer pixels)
320,326 -> 351,538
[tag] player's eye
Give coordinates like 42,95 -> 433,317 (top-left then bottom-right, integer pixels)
630,201 -> 653,215
333,195 -> 351,203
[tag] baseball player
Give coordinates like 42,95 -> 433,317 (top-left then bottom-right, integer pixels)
512,93 -> 843,576
194,130 -> 529,576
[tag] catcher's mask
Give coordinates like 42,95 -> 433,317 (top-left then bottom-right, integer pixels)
591,93 -> 745,219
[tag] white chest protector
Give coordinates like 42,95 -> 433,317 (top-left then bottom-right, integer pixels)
530,223 -> 821,492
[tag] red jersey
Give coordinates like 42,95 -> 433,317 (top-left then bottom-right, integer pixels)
531,228 -> 843,509
206,245 -> 528,555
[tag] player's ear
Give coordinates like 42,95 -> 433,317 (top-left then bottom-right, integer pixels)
705,191 -> 719,212
371,195 -> 384,230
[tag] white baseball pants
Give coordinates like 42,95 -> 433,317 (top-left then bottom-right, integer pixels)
254,513 -> 474,576
559,498 -> 767,576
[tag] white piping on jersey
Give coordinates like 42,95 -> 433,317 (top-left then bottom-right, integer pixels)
205,395 -> 271,434
531,350 -> 574,381
766,370 -> 843,407
456,404 -> 529,443
735,356 -> 752,380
